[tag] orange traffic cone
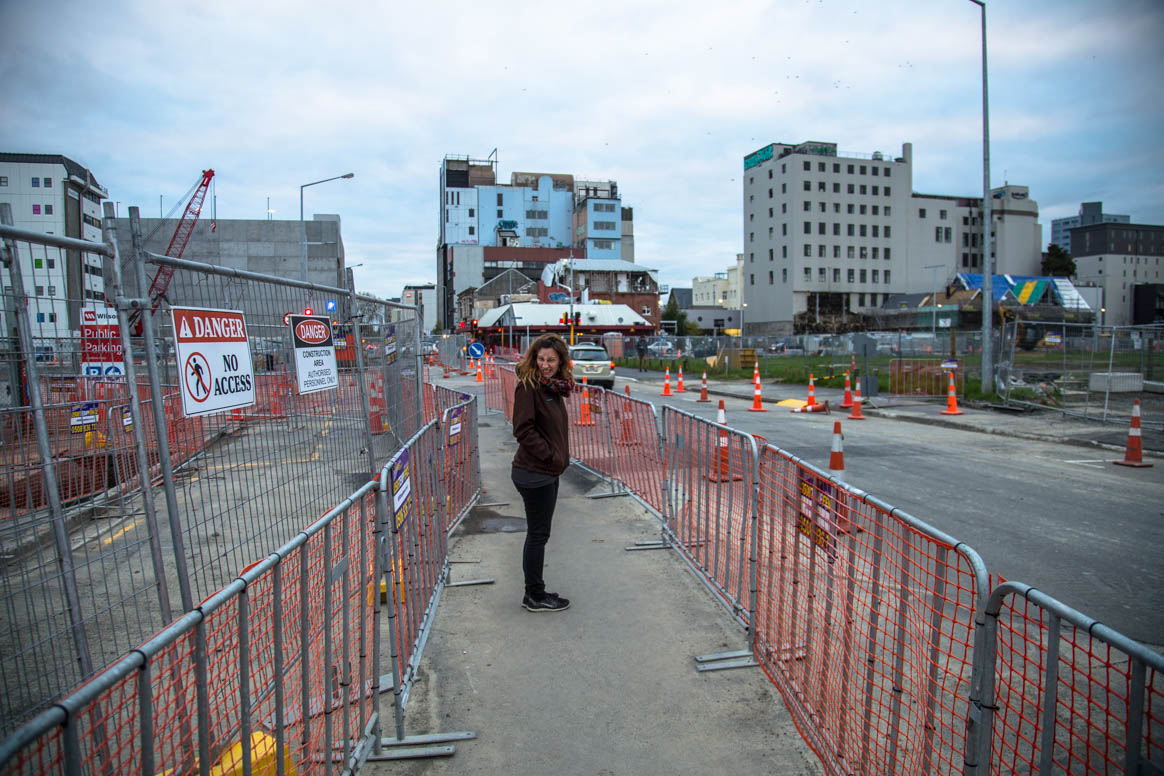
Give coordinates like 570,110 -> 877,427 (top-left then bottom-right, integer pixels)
840,372 -> 854,409
940,371 -> 963,415
829,420 -> 844,471
748,363 -> 767,412
618,384 -> 638,445
848,379 -> 866,420
442,360 -> 451,378
791,400 -> 830,414
1114,399 -> 1153,467
661,367 -> 672,396
708,400 -> 742,482
696,371 -> 710,402
475,359 -> 484,382
576,377 -> 596,426
676,366 -> 687,392
806,374 -> 817,407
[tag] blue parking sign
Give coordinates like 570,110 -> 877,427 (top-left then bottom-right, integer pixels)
325,300 -> 337,311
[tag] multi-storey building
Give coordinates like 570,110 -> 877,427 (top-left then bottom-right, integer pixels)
0,153 -> 107,343
401,283 -> 436,334
436,153 -> 634,329
1070,222 -> 1164,325
740,141 -> 1042,334
1051,201 -> 1130,254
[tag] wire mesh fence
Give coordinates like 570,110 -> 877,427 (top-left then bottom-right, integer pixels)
1001,320 -> 1164,423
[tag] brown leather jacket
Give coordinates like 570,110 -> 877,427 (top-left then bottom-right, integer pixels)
511,382 -> 570,476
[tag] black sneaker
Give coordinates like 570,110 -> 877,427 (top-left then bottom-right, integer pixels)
522,592 -> 570,612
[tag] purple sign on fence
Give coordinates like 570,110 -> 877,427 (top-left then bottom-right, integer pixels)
447,406 -> 463,447
391,448 -> 412,529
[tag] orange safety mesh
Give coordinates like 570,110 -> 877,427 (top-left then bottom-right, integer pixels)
603,391 -> 665,514
483,364 -> 505,413
988,591 -> 1164,774
499,366 -> 516,424
661,410 -> 757,619
754,443 -> 979,775
440,398 -> 479,532
566,386 -> 613,475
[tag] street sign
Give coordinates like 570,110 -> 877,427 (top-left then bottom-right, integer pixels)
384,325 -> 398,365
81,306 -> 124,378
289,315 -> 338,395
69,402 -> 99,435
467,342 -> 485,359
391,449 -> 412,529
171,306 -> 255,417
325,300 -> 337,311
941,360 -> 959,370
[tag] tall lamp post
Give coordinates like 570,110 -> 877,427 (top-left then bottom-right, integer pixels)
300,172 -> 354,281
967,0 -> 992,392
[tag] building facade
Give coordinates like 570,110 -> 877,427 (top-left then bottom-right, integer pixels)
1051,201 -> 1130,254
1070,222 -> 1164,325
401,283 -> 436,334
740,141 -> 1042,334
0,153 -> 107,344
436,153 -> 635,328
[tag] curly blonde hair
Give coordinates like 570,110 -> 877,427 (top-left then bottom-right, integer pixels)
516,334 -> 573,388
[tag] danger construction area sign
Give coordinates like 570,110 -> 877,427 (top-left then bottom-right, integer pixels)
171,306 -> 256,418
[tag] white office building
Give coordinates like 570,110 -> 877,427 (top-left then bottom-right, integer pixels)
741,141 -> 1042,334
0,153 -> 108,350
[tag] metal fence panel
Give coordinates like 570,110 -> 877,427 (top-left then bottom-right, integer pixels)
660,407 -> 759,628
1001,320 -> 1163,423
975,581 -> 1164,775
753,443 -> 988,775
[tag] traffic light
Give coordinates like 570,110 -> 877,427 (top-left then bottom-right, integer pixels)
471,319 -> 477,328
304,307 -> 314,316
458,320 -> 465,330
559,314 -> 567,325
573,312 -> 581,326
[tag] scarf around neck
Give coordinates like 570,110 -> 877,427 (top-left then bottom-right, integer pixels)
539,376 -> 574,395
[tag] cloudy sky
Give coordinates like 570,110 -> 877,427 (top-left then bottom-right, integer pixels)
3,0 -> 1162,298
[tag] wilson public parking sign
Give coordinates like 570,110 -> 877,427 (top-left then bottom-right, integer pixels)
171,306 -> 255,417
289,314 -> 337,395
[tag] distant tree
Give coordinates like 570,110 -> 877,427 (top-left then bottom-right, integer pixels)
1042,243 -> 1076,277
660,297 -> 691,334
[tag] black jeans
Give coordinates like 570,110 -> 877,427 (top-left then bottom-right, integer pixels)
515,479 -> 559,597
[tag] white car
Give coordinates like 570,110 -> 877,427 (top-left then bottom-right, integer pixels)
569,344 -> 614,389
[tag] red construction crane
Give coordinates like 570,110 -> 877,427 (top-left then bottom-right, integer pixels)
129,168 -> 214,333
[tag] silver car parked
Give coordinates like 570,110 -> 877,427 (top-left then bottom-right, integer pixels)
569,344 -> 614,389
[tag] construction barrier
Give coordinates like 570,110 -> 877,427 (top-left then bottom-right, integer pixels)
970,580 -> 1164,775
889,358 -> 964,399
754,444 -> 987,774
0,479 -> 381,775
660,407 -> 760,627
434,387 -> 481,534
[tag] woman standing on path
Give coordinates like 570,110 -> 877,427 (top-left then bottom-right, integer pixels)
511,334 -> 573,612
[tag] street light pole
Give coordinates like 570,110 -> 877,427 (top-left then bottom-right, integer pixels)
924,263 -> 943,339
300,172 -> 354,282
968,0 -> 992,392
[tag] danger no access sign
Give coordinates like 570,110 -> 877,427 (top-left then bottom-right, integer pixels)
171,306 -> 256,417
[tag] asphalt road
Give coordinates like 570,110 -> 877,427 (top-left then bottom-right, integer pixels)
615,379 -> 1164,646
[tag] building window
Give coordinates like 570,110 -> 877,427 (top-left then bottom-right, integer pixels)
769,207 -> 774,217
32,205 -> 40,215
769,248 -> 774,260
750,252 -> 754,262
818,244 -> 826,257
939,209 -> 947,220
944,227 -> 952,242
803,181 -> 811,191
37,313 -> 45,323
884,187 -> 891,196
31,177 -> 39,187
833,163 -> 841,173
833,245 -> 840,258
847,204 -> 854,214
833,268 -> 840,282
884,248 -> 891,260
818,222 -> 826,235
768,169 -> 773,178
872,270 -> 880,283
769,270 -> 774,284
884,270 -> 891,283
804,221 -> 812,234
497,209 -> 503,218
782,268 -> 788,282
872,186 -> 879,195
872,166 -> 879,176
859,224 -> 867,237
804,201 -> 811,211
47,285 -> 56,296
860,247 -> 868,259
35,285 -> 44,295
884,226 -> 891,238
848,268 -> 855,283
860,204 -> 867,215
847,164 -> 854,174
594,221 -> 616,231
884,167 -> 891,177
780,203 -> 786,213
884,206 -> 892,216
750,274 -> 755,285
935,227 -> 943,242
858,293 -> 866,306
819,267 -> 826,281
804,245 -> 812,257
872,225 -> 879,237
34,258 -> 42,269
833,182 -> 840,193
750,232 -> 755,242
819,202 -> 827,213
872,247 -> 879,259
833,223 -> 840,236
781,183 -> 787,193
497,193 -> 503,205
0,176 -> 7,186
859,185 -> 867,195
962,252 -> 970,267
818,181 -> 826,192
803,161 -> 811,171
818,162 -> 826,172
847,246 -> 855,259
860,269 -> 867,283
468,208 -> 474,217
468,226 -> 475,235
847,224 -> 855,237
860,165 -> 867,175
782,245 -> 787,258
804,267 -> 812,280
847,184 -> 855,194
769,188 -> 774,199
782,223 -> 787,236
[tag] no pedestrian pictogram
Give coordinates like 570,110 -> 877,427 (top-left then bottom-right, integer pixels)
184,352 -> 212,403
